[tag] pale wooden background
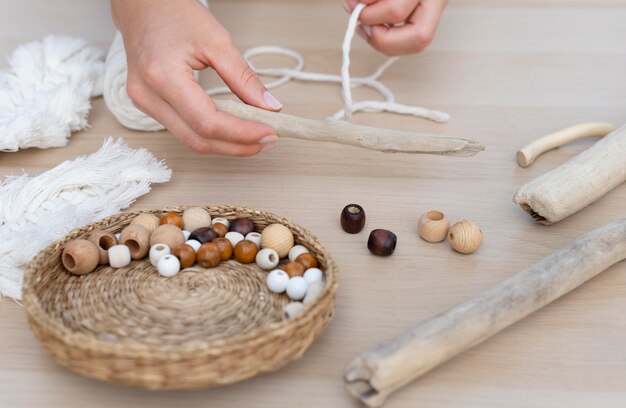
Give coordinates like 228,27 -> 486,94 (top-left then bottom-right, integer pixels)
2,1 -> 626,407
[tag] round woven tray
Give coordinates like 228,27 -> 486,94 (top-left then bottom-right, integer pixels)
22,205 -> 338,390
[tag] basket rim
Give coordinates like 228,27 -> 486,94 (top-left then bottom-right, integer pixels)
22,204 -> 339,358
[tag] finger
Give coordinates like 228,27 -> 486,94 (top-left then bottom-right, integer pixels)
344,0 -> 377,14
356,0 -> 421,26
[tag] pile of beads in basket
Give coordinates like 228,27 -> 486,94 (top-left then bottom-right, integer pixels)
60,207 -> 326,318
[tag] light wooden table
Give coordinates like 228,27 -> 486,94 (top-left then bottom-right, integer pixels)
3,1 -> 626,407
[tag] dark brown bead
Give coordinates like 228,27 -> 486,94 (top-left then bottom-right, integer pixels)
234,240 -> 258,264
340,204 -> 366,234
160,211 -> 183,229
229,217 -> 256,236
213,237 -> 233,261
197,243 -> 221,268
367,229 -> 397,257
295,253 -> 318,270
212,222 -> 228,238
189,227 -> 218,244
284,261 -> 305,277
172,244 -> 197,269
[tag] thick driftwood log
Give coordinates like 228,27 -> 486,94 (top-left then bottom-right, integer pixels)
516,122 -> 614,168
345,218 -> 626,407
215,100 -> 484,156
513,124 -> 626,224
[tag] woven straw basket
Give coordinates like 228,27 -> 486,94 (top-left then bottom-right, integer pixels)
22,205 -> 338,390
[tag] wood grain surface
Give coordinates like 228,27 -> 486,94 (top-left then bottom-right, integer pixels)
2,1 -> 626,407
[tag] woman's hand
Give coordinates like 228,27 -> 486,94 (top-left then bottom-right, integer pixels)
111,0 -> 281,156
344,0 -> 448,56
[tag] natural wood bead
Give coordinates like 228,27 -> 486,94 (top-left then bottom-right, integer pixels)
229,217 -> 256,236
213,237 -> 233,261
120,224 -> 151,259
150,224 -> 185,249
159,211 -> 184,229
284,261 -> 305,278
234,240 -> 259,264
197,243 -> 221,268
418,210 -> 450,243
182,207 -> 211,232
87,230 -> 118,265
212,222 -> 228,238
261,223 -> 294,258
295,253 -> 318,270
62,239 -> 99,275
448,220 -> 483,254
172,244 -> 197,269
129,213 -> 160,234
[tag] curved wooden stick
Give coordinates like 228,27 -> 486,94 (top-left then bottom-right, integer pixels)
215,100 -> 484,156
516,122 -> 613,168
345,218 -> 626,407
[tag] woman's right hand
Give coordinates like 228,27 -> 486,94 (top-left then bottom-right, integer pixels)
111,0 -> 282,156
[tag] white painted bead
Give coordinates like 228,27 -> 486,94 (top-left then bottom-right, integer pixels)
108,245 -> 131,268
303,268 -> 324,284
184,239 -> 202,252
256,248 -> 280,270
288,245 -> 309,262
149,243 -> 170,266
182,230 -> 191,240
157,254 -> 180,278
225,231 -> 244,248
303,281 -> 325,305
245,232 -> 262,248
286,276 -> 308,300
283,302 -> 305,319
266,269 -> 290,293
212,217 -> 230,228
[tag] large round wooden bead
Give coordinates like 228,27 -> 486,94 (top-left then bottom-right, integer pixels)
120,224 -> 151,259
62,239 -> 99,275
108,244 -> 132,268
182,207 -> 211,232
213,237 -> 233,261
261,224 -> 294,258
157,254 -> 180,277
367,229 -> 397,257
418,210 -> 450,243
160,211 -> 184,229
189,227 -> 218,244
234,240 -> 259,264
340,203 -> 366,234
130,213 -> 160,234
448,220 -> 483,254
150,224 -> 185,249
149,243 -> 170,266
87,230 -> 118,265
256,248 -> 280,270
172,244 -> 197,269
212,222 -> 228,238
229,217 -> 256,236
295,253 -> 318,270
197,243 -> 221,268
284,261 -> 305,278
288,245 -> 309,262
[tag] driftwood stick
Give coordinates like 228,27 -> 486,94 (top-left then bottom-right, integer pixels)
345,218 -> 626,407
516,122 -> 614,168
513,124 -> 626,224
215,100 -> 484,156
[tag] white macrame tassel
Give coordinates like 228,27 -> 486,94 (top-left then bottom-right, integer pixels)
0,138 -> 171,300
0,35 -> 105,152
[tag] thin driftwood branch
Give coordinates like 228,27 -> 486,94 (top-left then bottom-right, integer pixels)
516,122 -> 613,168
345,218 -> 626,407
513,124 -> 626,224
215,100 -> 484,156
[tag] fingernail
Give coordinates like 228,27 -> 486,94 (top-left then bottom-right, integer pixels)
361,24 -> 372,37
263,91 -> 283,110
259,135 -> 277,144
343,1 -> 352,13
261,142 -> 277,152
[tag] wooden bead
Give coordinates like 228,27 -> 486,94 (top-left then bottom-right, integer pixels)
267,269 -> 290,293
197,243 -> 221,268
288,245 -> 309,262
303,281 -> 325,305
261,223 -> 294,258
149,243 -> 170,266
62,239 -> 99,275
418,210 -> 450,243
172,244 -> 197,269
229,217 -> 256,236
150,224 -> 185,249
295,253 -> 318,270
341,203 -> 366,234
189,227 -> 218,244
130,213 -> 160,234
212,218 -> 230,228
303,268 -> 324,284
234,240 -> 259,264
256,248 -> 280,270
157,254 -> 180,277
185,239 -> 202,252
87,230 -> 118,265
120,224 -> 151,259
283,302 -> 305,319
286,277 -> 308,300
182,207 -> 211,232
225,231 -> 244,248
213,237 -> 233,261
448,220 -> 483,254
160,211 -> 184,229
245,232 -> 262,248
367,229 -> 397,257
108,244 -> 132,268
284,261 -> 305,277
212,222 -> 228,238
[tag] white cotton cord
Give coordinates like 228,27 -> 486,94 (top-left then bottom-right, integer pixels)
103,1 -> 449,132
